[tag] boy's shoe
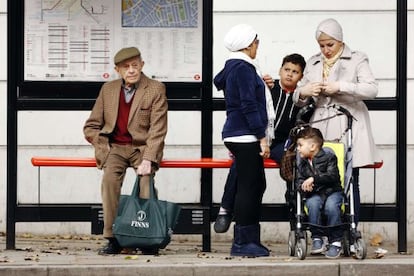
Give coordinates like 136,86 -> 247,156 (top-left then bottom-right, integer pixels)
214,214 -> 232,233
311,238 -> 326,254
98,238 -> 122,255
325,244 -> 342,259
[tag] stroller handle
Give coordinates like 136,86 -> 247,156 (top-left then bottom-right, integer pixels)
295,103 -> 354,130
295,103 -> 315,125
332,104 -> 353,130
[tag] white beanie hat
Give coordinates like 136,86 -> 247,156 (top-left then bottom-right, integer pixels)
315,18 -> 343,42
224,24 -> 257,52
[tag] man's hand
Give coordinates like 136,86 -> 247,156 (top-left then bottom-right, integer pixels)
137,159 -> 152,175
262,74 -> 275,89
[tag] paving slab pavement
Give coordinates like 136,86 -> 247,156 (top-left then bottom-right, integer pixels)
0,234 -> 413,276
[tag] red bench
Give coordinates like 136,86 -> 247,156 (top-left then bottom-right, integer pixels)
30,156 -> 383,252
31,157 -> 280,168
31,156 -> 383,169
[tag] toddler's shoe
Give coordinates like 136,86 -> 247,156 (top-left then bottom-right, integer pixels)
325,244 -> 342,259
310,238 -> 326,254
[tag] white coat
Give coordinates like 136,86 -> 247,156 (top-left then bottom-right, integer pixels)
293,44 -> 381,167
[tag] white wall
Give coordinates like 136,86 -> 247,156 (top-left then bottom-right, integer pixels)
1,0 -> 413,244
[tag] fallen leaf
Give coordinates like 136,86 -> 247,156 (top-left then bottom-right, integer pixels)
372,248 -> 388,259
16,247 -> 33,252
375,248 -> 388,254
370,233 -> 383,246
0,257 -> 10,263
374,253 -> 385,259
24,254 -> 40,261
21,233 -> 34,239
124,255 -> 139,260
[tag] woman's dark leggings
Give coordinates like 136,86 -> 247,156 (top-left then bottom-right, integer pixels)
224,141 -> 266,226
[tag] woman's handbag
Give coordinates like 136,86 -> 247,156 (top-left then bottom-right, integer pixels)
112,175 -> 181,249
279,142 -> 296,182
279,120 -> 313,183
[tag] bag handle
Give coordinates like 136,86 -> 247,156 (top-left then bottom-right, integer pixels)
131,174 -> 157,199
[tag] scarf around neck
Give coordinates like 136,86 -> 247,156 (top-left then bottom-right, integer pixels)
322,45 -> 344,80
227,52 -> 276,143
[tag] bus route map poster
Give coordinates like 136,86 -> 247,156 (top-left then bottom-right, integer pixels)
24,0 -> 203,82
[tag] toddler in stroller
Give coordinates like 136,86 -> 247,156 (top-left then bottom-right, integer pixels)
295,126 -> 343,259
286,104 -> 367,260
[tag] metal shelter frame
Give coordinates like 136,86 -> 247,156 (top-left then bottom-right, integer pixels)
6,0 -> 407,252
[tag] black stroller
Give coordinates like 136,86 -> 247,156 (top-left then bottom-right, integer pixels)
285,104 -> 367,260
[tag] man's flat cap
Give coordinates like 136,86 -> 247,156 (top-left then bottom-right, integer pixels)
114,47 -> 141,65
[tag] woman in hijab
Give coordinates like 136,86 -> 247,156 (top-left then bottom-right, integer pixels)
293,18 -> 380,240
214,24 -> 273,257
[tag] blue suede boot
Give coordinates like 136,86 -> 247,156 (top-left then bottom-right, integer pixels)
230,224 -> 269,257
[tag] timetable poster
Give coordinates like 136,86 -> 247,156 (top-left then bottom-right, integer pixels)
24,0 -> 203,82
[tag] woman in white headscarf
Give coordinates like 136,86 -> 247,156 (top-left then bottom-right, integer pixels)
214,24 -> 272,257
293,18 -> 381,256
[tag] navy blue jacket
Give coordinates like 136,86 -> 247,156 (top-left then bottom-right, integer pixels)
214,59 -> 267,140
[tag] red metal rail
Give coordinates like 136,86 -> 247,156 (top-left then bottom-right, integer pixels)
31,156 -> 383,169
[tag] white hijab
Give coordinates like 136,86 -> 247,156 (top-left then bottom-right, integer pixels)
315,18 -> 343,42
224,24 -> 257,52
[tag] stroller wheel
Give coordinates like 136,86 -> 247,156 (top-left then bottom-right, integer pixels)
288,231 -> 296,256
354,238 -> 367,260
342,230 -> 351,257
295,238 -> 307,260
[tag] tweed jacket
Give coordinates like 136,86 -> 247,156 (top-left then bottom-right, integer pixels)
293,44 -> 380,167
83,73 -> 168,169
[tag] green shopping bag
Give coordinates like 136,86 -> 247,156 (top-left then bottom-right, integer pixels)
112,175 -> 181,249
